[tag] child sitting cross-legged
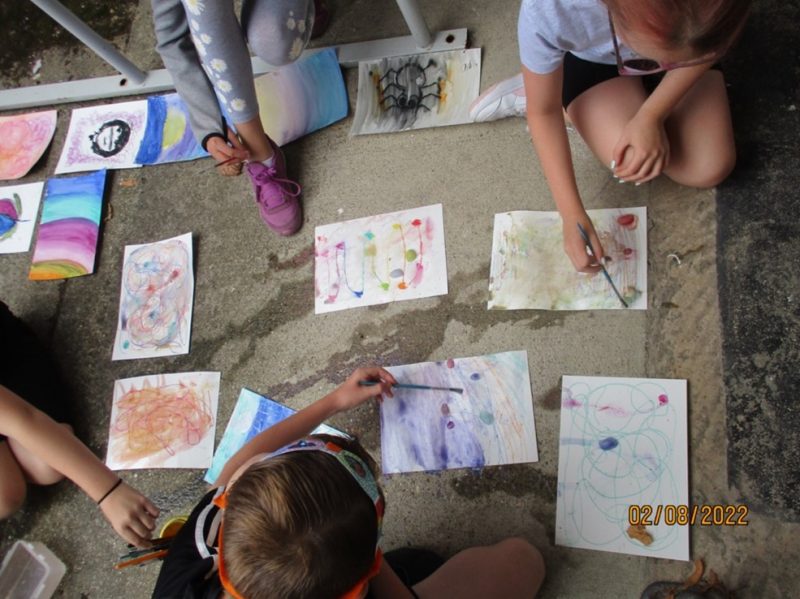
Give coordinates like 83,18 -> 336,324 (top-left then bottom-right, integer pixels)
152,366 -> 545,599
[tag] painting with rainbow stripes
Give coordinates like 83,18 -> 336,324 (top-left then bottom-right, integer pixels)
314,203 -> 448,314
29,170 -> 106,280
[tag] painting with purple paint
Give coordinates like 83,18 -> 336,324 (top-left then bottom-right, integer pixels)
135,94 -> 207,165
556,375 -> 689,560
380,351 -> 538,474
314,204 -> 448,314
56,101 -> 148,174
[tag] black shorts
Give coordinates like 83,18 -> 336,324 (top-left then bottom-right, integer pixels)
562,52 -> 721,109
0,302 -> 71,442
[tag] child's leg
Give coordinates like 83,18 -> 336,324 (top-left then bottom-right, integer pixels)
6,426 -> 70,486
413,538 -> 545,598
179,0 -> 272,161
662,70 -> 735,188
0,440 -> 27,518
242,0 -> 314,67
566,76 -> 648,168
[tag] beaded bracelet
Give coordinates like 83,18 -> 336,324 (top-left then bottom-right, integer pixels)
97,478 -> 123,505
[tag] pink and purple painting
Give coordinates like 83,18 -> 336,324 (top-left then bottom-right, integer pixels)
0,110 -> 57,180
29,170 -> 106,280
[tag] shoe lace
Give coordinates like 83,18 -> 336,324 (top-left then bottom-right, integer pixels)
254,166 -> 302,198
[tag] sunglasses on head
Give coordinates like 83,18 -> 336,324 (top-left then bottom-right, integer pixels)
608,11 -> 719,76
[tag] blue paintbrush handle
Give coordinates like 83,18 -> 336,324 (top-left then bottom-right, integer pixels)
358,380 -> 463,393
576,223 -> 628,308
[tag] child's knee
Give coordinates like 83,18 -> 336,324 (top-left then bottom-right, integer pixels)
496,538 -> 546,589
670,147 -> 736,189
245,1 -> 312,66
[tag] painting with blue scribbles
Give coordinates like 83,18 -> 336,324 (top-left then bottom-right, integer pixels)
205,388 -> 347,484
380,351 -> 538,474
556,375 -> 689,560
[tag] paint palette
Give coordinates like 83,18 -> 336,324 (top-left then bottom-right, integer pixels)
380,351 -> 539,474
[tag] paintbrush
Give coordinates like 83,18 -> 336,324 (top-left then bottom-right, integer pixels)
576,223 -> 628,308
359,380 -> 463,394
114,549 -> 169,570
204,155 -> 243,172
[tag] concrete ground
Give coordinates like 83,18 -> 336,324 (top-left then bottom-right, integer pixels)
1,0 -> 798,597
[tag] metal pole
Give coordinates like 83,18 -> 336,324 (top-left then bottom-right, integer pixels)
29,0 -> 147,84
394,0 -> 434,49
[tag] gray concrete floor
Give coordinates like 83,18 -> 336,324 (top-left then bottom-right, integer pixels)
1,1 -> 798,597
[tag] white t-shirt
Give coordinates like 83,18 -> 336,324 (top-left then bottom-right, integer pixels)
518,0 -> 637,74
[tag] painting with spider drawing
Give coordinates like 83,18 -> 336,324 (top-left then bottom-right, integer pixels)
351,49 -> 481,135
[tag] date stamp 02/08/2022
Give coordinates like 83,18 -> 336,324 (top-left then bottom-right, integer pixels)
628,504 -> 750,527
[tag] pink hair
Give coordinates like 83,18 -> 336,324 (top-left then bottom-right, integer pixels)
605,0 -> 752,54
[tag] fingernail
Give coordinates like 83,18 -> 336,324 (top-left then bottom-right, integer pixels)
619,179 -> 626,184
635,182 -> 642,187
610,160 -> 616,170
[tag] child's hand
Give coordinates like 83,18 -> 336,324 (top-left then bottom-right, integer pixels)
562,213 -> 604,273
330,367 -> 397,412
206,130 -> 249,170
612,111 -> 670,184
99,481 -> 160,548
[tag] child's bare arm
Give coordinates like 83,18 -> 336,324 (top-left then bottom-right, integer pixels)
214,366 -> 396,488
523,65 -> 604,273
0,385 -> 159,547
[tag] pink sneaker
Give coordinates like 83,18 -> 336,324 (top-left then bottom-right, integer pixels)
246,142 -> 302,236
469,73 -> 527,122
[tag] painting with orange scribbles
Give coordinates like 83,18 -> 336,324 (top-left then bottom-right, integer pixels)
106,372 -> 220,470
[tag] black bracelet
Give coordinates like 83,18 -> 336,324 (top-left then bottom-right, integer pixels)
97,478 -> 123,505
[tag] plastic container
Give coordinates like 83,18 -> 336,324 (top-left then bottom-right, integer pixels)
0,540 -> 66,599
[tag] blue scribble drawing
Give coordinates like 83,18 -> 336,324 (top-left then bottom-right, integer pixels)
555,376 -> 689,561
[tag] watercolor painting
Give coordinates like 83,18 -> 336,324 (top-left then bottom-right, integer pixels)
112,232 -> 194,361
56,100 -> 148,174
556,375 -> 688,560
29,170 -> 106,280
254,48 -> 348,146
106,372 -> 220,470
380,351 -> 538,474
0,110 -> 57,180
205,388 -> 346,484
135,94 -> 207,165
0,182 -> 44,254
314,204 -> 448,314
488,208 -> 647,310
351,49 -> 481,135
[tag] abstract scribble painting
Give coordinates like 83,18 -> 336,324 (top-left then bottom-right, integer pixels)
0,182 -> 44,254
112,232 -> 194,361
135,94 -> 207,165
0,110 -> 57,180
106,372 -> 220,470
488,208 -> 647,310
351,49 -> 481,135
380,351 -> 538,474
29,170 -> 106,280
315,204 -> 447,313
556,375 -> 688,560
56,101 -> 147,174
205,388 -> 346,484
254,48 -> 348,146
